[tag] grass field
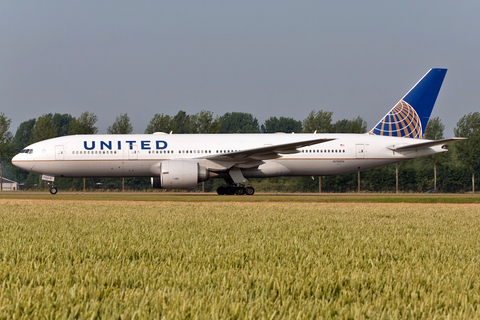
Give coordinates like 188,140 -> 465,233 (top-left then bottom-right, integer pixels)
1,191 -> 480,204
1,200 -> 480,318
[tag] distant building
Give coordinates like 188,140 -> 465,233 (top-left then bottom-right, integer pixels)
1,178 -> 19,191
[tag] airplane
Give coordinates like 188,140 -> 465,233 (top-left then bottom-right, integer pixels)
12,68 -> 464,195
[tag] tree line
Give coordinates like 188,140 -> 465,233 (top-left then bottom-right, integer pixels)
0,110 -> 479,193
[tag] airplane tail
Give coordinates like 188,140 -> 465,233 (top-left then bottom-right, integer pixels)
369,68 -> 447,139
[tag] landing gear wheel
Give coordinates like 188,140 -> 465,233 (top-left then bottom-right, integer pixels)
217,186 -> 251,195
245,187 -> 255,195
50,187 -> 58,195
235,187 -> 246,195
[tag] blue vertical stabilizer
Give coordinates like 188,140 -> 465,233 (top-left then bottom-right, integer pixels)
369,68 -> 447,138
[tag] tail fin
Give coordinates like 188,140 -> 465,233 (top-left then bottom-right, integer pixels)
369,68 -> 447,139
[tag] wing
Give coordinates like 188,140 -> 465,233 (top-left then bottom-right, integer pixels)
388,138 -> 467,151
203,137 -> 336,162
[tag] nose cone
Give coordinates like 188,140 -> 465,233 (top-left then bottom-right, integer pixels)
11,153 -> 20,166
11,153 -> 30,171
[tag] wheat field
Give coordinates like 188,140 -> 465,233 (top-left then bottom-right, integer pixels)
1,200 -> 480,319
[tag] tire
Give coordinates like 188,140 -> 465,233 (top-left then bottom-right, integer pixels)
217,187 -> 226,195
245,187 -> 255,195
225,187 -> 235,195
50,187 -> 58,195
235,187 -> 246,195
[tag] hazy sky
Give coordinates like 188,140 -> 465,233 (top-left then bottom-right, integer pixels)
1,1 -> 479,135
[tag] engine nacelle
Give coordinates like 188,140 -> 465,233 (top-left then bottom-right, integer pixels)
151,160 -> 209,189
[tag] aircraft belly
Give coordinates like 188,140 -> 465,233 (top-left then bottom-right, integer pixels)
247,159 -> 402,178
27,160 -> 155,178
280,159 -> 359,176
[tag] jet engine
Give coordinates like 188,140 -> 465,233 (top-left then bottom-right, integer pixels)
151,160 -> 210,189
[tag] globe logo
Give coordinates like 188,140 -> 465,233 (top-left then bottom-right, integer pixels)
369,100 -> 422,139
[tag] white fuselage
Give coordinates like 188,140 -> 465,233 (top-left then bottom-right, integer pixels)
12,133 -> 444,179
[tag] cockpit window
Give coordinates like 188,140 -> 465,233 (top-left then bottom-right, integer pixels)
21,149 -> 33,154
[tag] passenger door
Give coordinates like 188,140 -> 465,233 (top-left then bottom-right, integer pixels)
55,145 -> 64,161
356,144 -> 365,159
129,144 -> 138,160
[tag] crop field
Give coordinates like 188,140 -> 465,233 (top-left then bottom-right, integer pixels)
1,200 -> 480,319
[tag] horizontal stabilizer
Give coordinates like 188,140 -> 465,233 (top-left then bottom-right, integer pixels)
387,138 -> 466,151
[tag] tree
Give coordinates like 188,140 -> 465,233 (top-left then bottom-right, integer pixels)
0,113 -> 13,191
302,110 -> 334,133
53,113 -> 74,137
219,112 -> 259,133
170,111 -> 189,133
424,117 -> 444,140
423,117 -> 446,190
170,110 -> 197,133
12,119 -> 36,154
107,113 -> 133,134
69,112 -> 98,135
145,113 -> 172,134
261,116 -> 302,133
32,114 -> 57,143
193,110 -> 221,134
454,112 -> 480,192
334,116 -> 367,133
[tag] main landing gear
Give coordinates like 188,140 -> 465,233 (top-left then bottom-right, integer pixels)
216,185 -> 255,196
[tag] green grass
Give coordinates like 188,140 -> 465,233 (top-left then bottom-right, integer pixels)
1,191 -> 480,203
1,201 -> 480,318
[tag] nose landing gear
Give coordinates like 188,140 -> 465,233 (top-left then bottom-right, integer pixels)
50,186 -> 58,195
